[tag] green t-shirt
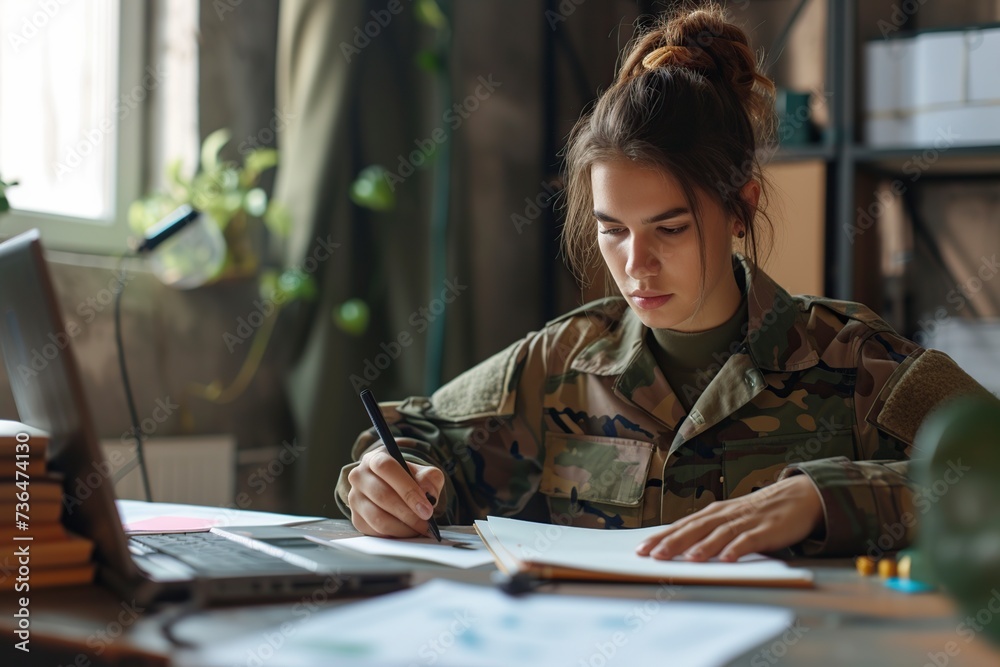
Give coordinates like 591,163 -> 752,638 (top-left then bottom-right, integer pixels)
648,296 -> 748,413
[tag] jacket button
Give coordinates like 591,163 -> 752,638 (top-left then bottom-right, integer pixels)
744,369 -> 762,388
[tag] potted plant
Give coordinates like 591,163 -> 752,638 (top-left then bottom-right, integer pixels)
129,128 -> 296,285
130,129 -> 317,403
0,174 -> 17,214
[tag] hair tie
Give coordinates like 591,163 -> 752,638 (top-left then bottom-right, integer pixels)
642,44 -> 684,69
641,45 -> 685,70
641,43 -> 717,74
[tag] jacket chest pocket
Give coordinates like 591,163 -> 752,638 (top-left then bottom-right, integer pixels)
539,433 -> 654,529
722,428 -> 856,498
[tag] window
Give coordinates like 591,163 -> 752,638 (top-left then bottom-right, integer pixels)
0,0 -> 195,255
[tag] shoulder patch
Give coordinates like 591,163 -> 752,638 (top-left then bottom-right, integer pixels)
870,348 -> 994,444
798,296 -> 895,333
425,339 -> 525,422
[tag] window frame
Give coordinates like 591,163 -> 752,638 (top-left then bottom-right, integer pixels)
0,0 -> 145,255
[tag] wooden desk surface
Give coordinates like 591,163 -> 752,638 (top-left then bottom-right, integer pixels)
4,521 -> 1000,666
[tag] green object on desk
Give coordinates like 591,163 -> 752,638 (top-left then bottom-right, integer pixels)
915,395 -> 1000,645
884,577 -> 936,594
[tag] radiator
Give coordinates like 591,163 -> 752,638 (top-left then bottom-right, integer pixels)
100,435 -> 236,506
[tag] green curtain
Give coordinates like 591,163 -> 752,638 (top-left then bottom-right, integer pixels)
273,0 -> 439,514
272,0 -> 641,516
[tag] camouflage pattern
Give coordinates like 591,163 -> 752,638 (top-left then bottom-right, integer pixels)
335,254 -> 988,556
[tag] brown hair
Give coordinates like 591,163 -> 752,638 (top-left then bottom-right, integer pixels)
561,2 -> 777,296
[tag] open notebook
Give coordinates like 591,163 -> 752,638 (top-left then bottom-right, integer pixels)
475,516 -> 814,588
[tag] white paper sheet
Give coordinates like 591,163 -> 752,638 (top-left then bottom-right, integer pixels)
116,499 -> 325,534
181,579 -> 797,667
478,516 -> 813,585
310,529 -> 495,569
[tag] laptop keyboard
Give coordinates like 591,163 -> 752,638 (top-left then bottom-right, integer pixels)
130,532 -> 306,574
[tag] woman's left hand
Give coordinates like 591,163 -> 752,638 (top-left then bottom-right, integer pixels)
635,474 -> 824,562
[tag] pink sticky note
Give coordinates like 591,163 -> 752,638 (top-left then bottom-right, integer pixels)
124,516 -> 220,534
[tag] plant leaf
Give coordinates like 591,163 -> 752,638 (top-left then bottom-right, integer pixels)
264,200 -> 293,237
349,165 -> 396,211
333,298 -> 370,336
165,158 -> 192,200
241,149 -> 279,188
259,267 -> 317,303
415,0 -> 447,29
417,49 -> 445,73
200,128 -> 232,172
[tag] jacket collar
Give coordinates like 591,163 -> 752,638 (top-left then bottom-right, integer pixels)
569,255 -> 819,432
571,254 -> 818,376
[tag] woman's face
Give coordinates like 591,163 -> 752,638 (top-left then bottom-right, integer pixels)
593,159 -> 752,332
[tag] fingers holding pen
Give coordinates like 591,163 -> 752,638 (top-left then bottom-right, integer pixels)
347,489 -> 421,538
348,450 -> 445,537
411,462 -> 445,512
369,451 -> 444,520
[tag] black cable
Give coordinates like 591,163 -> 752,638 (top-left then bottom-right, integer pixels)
159,598 -> 207,649
114,253 -> 153,502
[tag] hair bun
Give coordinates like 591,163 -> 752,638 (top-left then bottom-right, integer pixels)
619,3 -> 776,144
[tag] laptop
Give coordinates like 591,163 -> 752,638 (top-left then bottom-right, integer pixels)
0,229 -> 411,606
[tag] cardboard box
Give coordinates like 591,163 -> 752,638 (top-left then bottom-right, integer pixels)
909,181 -> 1000,323
760,160 -> 826,297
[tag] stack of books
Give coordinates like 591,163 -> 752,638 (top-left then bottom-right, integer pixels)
1,420 -> 95,590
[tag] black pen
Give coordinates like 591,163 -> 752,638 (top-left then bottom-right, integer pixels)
359,389 -> 442,542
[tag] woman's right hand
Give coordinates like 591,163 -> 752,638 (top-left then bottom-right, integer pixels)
346,447 -> 446,538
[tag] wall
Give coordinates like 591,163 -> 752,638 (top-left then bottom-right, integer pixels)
0,251 -> 297,512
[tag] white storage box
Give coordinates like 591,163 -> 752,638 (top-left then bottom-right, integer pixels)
865,38 -> 915,113
913,31 -> 966,108
915,104 -> 1000,145
969,27 -> 1000,103
865,116 -> 915,147
865,26 -> 1000,147
864,38 -> 916,147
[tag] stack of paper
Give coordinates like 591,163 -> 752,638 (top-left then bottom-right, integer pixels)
180,579 -> 797,667
307,528 -> 497,569
117,499 -> 325,534
476,516 -> 814,587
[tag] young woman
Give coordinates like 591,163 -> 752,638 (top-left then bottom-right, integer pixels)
335,4 -> 987,561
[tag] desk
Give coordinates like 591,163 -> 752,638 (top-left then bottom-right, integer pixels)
4,520 -> 1000,666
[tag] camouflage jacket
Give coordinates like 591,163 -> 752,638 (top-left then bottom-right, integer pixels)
336,255 -> 988,556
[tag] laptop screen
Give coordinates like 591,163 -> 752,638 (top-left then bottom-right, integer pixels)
0,229 -> 140,585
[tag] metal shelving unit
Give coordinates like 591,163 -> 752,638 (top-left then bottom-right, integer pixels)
769,0 -> 1000,300
763,0 -> 851,299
